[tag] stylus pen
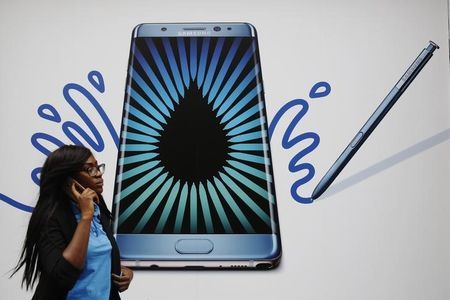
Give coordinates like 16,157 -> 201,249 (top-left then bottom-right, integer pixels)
311,40 -> 439,200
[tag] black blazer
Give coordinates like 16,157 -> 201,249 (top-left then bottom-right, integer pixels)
32,197 -> 121,300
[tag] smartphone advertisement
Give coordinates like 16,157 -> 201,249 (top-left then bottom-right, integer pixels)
1,1 -> 449,300
113,24 -> 281,269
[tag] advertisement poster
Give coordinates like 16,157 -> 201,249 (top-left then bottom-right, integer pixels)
1,0 -> 449,299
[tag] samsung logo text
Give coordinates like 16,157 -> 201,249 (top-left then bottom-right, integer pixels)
177,31 -> 211,36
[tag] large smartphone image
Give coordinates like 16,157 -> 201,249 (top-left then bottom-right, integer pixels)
112,23 -> 281,269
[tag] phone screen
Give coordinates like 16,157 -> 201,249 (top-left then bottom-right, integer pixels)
113,36 -> 277,235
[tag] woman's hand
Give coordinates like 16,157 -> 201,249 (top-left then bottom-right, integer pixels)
112,266 -> 134,292
71,181 -> 98,220
62,182 -> 99,270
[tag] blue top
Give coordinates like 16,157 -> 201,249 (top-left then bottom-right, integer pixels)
67,202 -> 112,300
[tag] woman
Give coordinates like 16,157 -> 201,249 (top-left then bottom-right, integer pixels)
12,145 -> 133,299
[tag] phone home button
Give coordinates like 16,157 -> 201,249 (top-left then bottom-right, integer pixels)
175,239 -> 214,254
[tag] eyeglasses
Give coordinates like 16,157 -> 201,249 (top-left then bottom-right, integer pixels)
82,163 -> 106,176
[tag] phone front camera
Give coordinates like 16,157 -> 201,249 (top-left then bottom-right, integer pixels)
213,26 -> 221,32
161,27 -> 167,31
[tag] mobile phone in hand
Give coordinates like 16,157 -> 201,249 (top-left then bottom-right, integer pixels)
64,178 -> 85,200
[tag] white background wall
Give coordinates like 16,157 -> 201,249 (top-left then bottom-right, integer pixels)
1,0 -> 449,299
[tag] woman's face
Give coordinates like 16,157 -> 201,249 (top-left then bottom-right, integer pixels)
73,155 -> 104,194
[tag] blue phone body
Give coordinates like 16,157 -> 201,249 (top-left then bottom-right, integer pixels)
112,23 -> 281,269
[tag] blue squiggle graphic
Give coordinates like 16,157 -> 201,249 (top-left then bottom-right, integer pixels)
62,83 -> 116,151
31,71 -> 119,185
88,70 -> 105,93
38,104 -> 62,123
30,133 -> 65,185
309,81 -> 331,99
0,193 -> 34,213
1,70 -> 119,213
268,81 -> 331,204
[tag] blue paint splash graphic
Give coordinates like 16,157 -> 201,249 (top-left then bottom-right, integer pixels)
1,70 -> 119,213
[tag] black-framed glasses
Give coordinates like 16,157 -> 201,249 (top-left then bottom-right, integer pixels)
82,163 -> 106,176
